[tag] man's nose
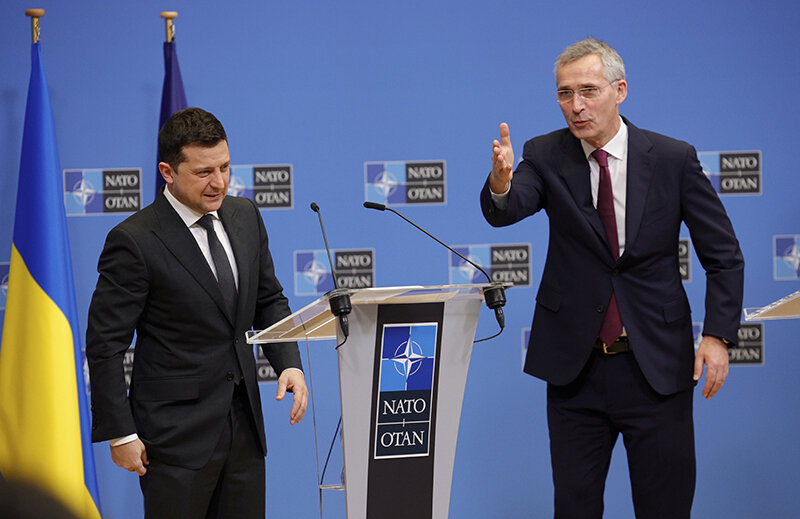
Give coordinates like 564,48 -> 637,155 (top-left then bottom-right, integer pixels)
209,169 -> 225,188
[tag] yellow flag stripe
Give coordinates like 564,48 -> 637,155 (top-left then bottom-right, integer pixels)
0,246 -> 101,519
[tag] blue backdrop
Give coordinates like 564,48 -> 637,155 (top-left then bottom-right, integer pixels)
1,1 -> 798,517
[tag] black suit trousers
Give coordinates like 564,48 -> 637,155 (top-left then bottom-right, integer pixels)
139,383 -> 266,519
547,349 -> 695,519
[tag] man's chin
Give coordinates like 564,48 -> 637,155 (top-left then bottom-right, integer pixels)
203,194 -> 226,211
569,122 -> 591,139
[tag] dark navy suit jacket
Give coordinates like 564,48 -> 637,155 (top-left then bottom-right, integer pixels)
480,118 -> 744,395
86,193 -> 301,468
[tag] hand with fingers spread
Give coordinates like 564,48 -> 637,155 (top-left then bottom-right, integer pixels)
490,122 -> 515,194
276,368 -> 308,425
694,335 -> 730,398
110,438 -> 149,476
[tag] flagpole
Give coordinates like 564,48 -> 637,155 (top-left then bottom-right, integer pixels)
25,8 -> 45,44
155,10 -> 188,196
161,11 -> 178,43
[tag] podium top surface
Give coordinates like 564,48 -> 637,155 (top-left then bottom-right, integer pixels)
247,284 -> 502,343
744,289 -> 800,321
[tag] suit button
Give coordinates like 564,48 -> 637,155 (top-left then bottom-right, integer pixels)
611,268 -> 619,276
596,305 -> 604,313
226,372 -> 234,381
234,338 -> 239,344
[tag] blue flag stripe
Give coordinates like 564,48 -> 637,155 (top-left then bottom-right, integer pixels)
155,40 -> 188,195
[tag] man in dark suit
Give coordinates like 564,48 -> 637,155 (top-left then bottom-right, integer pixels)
86,107 -> 307,518
480,38 -> 743,518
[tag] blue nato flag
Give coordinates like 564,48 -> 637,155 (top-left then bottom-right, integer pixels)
154,39 -> 188,196
0,42 -> 102,518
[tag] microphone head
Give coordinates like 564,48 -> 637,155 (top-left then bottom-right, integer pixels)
310,202 -> 320,212
363,201 -> 386,211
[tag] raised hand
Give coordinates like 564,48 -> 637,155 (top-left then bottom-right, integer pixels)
490,122 -> 514,194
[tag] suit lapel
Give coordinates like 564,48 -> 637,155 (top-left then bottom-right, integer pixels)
151,194 -> 235,326
621,120 -> 656,258
557,131 -> 610,253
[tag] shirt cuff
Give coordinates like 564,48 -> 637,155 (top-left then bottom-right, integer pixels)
490,184 -> 511,210
281,367 -> 304,375
110,433 -> 138,447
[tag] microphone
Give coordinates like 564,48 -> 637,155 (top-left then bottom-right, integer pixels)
362,201 -> 507,332
310,202 -> 352,340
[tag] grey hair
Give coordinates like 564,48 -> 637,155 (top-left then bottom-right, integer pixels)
554,37 -> 626,82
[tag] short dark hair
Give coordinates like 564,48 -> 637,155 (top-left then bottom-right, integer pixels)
158,107 -> 228,171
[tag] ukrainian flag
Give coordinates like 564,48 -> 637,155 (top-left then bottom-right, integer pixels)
0,43 -> 102,518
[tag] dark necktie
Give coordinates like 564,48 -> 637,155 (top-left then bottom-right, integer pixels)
591,149 -> 623,345
197,214 -> 238,319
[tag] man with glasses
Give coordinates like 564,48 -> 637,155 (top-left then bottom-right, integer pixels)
480,38 -> 743,518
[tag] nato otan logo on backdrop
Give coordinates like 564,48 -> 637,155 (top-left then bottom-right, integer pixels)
0,262 -> 9,311
374,323 -> 438,458
64,169 -> 142,215
364,161 -> 446,206
698,151 -> 761,195
679,238 -> 691,282
733,323 -> 764,365
449,244 -> 531,286
228,164 -> 293,209
294,249 -> 375,296
693,322 -> 763,365
774,235 -> 800,280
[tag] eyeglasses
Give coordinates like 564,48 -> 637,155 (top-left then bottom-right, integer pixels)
556,80 -> 619,104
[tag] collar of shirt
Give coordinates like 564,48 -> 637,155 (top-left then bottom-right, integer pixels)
162,185 -> 222,227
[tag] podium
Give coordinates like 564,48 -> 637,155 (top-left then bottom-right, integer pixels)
744,289 -> 800,320
247,284 -> 502,519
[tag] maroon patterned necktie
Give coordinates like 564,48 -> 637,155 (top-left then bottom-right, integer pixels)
591,149 -> 623,345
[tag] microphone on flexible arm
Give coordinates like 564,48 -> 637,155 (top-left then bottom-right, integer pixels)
310,202 -> 352,342
362,201 -> 507,339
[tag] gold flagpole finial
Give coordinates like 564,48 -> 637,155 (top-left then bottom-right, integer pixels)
25,9 -> 45,44
160,11 -> 179,43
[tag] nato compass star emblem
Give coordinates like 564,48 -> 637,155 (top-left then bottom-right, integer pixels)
303,259 -> 330,288
227,174 -> 246,197
392,339 -> 426,379
71,178 -> 96,207
457,254 -> 482,282
373,170 -> 398,198
781,242 -> 800,273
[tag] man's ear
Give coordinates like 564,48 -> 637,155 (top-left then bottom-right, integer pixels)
615,79 -> 628,105
158,162 -> 175,185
